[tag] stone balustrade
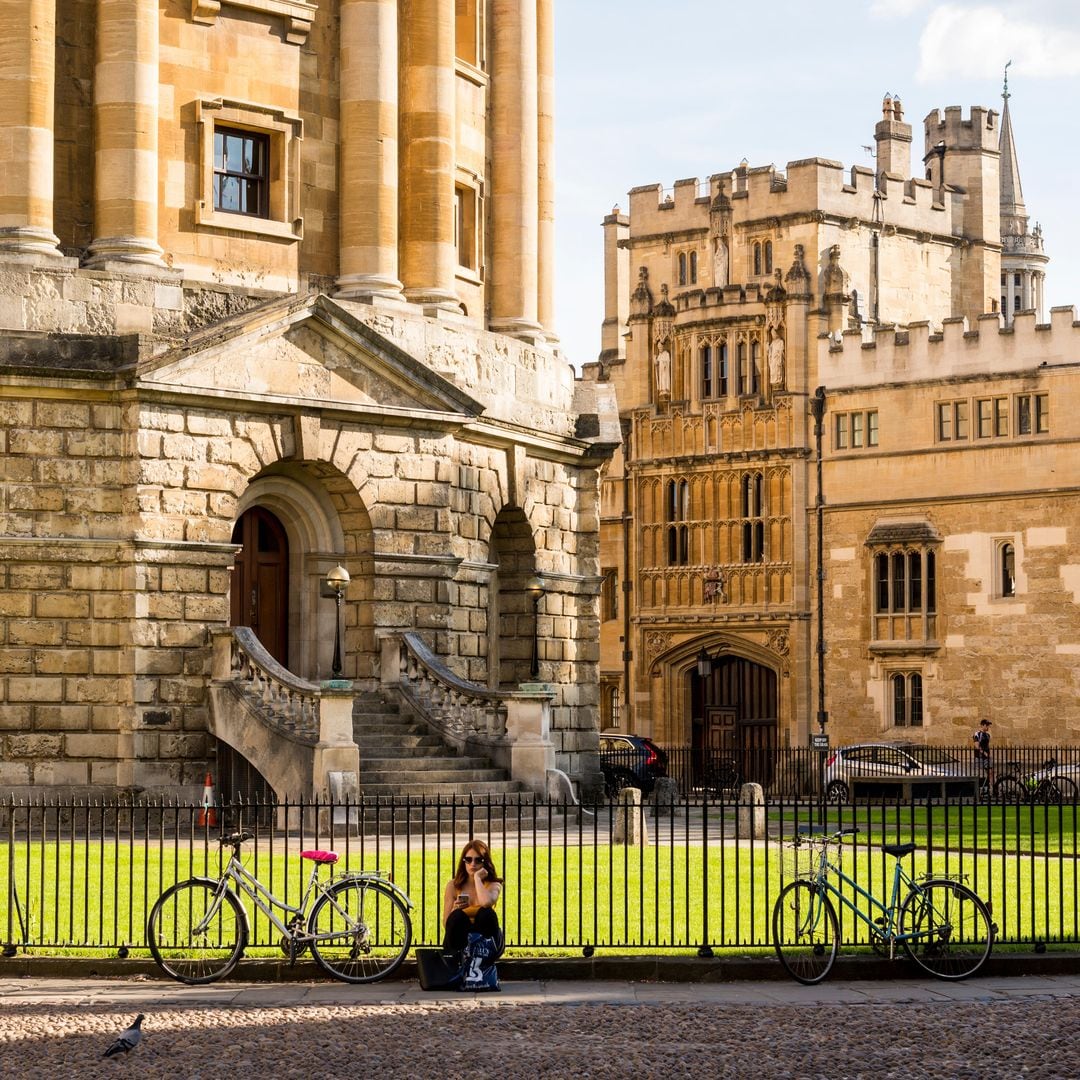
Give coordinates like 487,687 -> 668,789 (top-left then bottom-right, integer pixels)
214,627 -> 321,743
209,628 -> 358,800
380,631 -> 556,794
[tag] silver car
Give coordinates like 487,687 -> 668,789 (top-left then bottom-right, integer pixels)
823,743 -> 976,802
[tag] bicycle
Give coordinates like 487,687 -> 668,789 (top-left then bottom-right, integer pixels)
992,758 -> 1079,804
772,827 -> 995,985
147,830 -> 413,985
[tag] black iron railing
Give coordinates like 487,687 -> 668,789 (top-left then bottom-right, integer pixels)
2,789 -> 1077,957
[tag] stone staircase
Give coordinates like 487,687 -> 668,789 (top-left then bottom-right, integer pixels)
352,691 -> 533,801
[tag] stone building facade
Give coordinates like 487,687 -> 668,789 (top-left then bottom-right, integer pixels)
0,0 -> 617,798
594,92 -> 1079,774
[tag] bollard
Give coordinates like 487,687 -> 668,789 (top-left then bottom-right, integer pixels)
651,776 -> 679,818
613,786 -> 649,846
737,782 -> 766,839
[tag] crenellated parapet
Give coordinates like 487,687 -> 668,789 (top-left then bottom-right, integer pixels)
816,306 -> 1078,388
625,157 -> 962,245
923,105 -> 999,155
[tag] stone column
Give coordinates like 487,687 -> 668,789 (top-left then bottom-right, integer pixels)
398,0 -> 458,309
535,0 -> 555,339
86,0 -> 166,269
488,0 -> 541,338
337,0 -> 403,300
0,0 -> 62,256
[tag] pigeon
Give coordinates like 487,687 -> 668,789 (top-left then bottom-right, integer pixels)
103,1014 -> 144,1058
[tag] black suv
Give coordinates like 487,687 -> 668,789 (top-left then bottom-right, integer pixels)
599,733 -> 668,797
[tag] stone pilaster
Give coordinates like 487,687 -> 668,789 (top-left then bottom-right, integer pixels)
85,0 -> 166,269
336,0 -> 403,301
398,0 -> 458,310
488,0 -> 541,339
535,0 -> 555,340
0,0 -> 62,257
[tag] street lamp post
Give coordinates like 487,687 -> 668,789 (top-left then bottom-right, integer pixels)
326,565 -> 350,680
526,575 -> 545,680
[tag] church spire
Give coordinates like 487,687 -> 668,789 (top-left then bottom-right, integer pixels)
999,62 -> 1027,233
997,66 -> 1048,324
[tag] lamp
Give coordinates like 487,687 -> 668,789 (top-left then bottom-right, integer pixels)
326,565 -> 350,679
526,575 -> 545,679
696,647 -> 713,679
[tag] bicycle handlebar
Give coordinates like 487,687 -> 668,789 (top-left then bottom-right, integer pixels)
794,826 -> 859,842
218,830 -> 254,848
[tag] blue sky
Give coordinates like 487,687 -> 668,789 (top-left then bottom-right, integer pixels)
553,0 -> 1080,367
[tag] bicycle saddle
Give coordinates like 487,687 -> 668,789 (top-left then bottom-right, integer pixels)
300,850 -> 339,864
882,842 -> 917,859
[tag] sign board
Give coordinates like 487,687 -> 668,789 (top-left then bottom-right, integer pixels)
809,733 -> 830,752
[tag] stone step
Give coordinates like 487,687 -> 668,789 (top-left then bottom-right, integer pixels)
351,702 -> 401,717
360,780 -> 530,798
362,767 -> 510,785
362,755 -> 490,770
354,738 -> 447,755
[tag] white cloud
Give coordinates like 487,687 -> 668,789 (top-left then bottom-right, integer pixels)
916,4 -> 1080,81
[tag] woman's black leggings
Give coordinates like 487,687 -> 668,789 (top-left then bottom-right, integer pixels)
442,906 -> 500,953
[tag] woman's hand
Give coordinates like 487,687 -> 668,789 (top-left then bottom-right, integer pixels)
474,866 -> 488,882
454,894 -> 470,909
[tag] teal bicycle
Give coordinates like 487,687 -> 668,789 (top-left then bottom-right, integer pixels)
772,828 -> 995,984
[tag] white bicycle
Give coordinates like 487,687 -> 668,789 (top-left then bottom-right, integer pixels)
147,830 -> 413,984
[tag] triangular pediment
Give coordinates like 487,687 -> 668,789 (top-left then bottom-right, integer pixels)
136,294 -> 483,419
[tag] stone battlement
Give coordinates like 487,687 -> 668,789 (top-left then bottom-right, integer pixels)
923,105 -> 999,154
817,306 -> 1078,388
627,154 -> 959,241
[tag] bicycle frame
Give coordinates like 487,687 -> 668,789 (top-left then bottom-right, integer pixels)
195,852 -> 410,949
799,842 -> 938,951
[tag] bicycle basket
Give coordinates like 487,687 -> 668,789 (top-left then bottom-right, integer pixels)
779,841 -> 820,881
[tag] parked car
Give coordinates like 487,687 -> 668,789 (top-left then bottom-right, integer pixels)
599,733 -> 668,797
823,743 -> 978,802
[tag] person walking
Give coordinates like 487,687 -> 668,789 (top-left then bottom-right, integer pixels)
973,718 -> 993,793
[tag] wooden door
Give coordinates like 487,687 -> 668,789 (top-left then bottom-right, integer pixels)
230,507 -> 289,667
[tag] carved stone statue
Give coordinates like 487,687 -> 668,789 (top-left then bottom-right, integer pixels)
655,348 -> 671,396
712,236 -> 728,288
768,331 -> 785,387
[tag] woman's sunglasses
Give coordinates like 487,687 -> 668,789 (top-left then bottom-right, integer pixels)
463,855 -> 485,864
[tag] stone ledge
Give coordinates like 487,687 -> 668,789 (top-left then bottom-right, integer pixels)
2,951 -> 1077,983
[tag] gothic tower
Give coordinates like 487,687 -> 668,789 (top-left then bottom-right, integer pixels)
998,70 -> 1049,323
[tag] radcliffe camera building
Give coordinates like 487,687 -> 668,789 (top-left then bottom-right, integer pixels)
0,1 -> 618,800
594,89 -> 1078,778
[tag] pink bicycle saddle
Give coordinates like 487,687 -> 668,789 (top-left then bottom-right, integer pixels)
300,849 -> 339,864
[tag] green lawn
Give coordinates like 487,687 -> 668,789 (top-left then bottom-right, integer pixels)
2,821 -> 1077,956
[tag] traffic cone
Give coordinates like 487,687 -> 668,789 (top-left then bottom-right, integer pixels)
198,772 -> 217,827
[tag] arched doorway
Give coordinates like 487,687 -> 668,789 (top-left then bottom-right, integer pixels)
230,506 -> 289,666
488,506 -> 539,688
691,654 -> 778,785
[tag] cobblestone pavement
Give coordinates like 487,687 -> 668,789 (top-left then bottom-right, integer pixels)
0,976 -> 1077,1079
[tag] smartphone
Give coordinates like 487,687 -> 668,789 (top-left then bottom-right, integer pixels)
457,893 -> 469,903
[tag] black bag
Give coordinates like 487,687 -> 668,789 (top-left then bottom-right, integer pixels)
460,932 -> 500,992
416,948 -> 462,991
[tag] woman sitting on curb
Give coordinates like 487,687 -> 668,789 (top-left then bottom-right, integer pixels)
442,839 -> 502,954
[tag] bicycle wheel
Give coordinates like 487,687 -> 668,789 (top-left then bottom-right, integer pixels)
1037,777 -> 1078,804
899,879 -> 993,979
308,879 -> 412,983
1054,776 -> 1079,803
992,776 -> 1027,804
772,880 -> 839,984
148,878 -> 247,984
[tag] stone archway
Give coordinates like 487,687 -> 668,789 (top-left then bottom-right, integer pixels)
233,462 -> 374,683
487,506 -> 540,688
